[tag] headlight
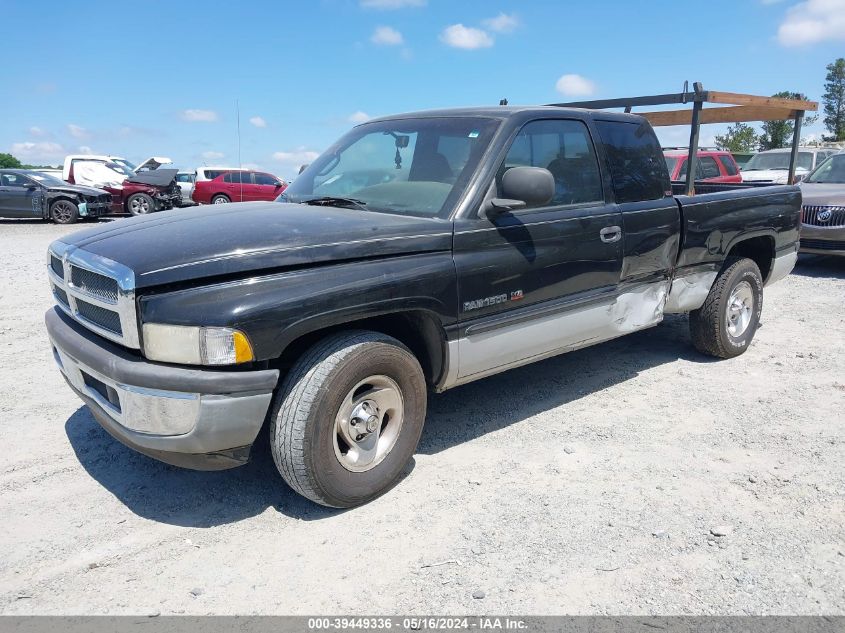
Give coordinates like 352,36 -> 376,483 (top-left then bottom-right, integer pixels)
142,323 -> 254,365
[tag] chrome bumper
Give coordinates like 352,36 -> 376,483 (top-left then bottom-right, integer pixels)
46,308 -> 279,470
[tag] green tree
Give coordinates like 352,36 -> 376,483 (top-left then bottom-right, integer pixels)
758,91 -> 818,150
0,153 -> 22,168
822,58 -> 845,141
714,123 -> 759,153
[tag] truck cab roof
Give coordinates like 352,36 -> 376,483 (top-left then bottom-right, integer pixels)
367,105 -> 646,124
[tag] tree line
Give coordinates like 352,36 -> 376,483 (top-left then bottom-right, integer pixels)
715,57 -> 845,153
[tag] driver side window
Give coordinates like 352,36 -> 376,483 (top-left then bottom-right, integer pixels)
497,119 -> 603,208
3,174 -> 32,187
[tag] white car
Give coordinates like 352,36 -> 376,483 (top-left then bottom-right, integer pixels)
741,147 -> 837,184
175,171 -> 196,203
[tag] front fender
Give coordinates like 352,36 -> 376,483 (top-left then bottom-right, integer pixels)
138,252 -> 458,361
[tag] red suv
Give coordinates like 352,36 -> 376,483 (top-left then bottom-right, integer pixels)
192,170 -> 287,204
663,149 -> 742,183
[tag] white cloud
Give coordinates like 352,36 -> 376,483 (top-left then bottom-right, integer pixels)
483,12 -> 519,33
67,124 -> 89,140
201,151 -> 225,160
360,0 -> 425,8
777,0 -> 845,46
9,141 -> 67,162
249,116 -> 267,128
371,26 -> 404,45
349,111 -> 371,124
555,74 -> 596,97
77,145 -> 93,154
272,147 -> 321,166
181,109 -> 218,122
29,126 -> 47,137
440,24 -> 494,49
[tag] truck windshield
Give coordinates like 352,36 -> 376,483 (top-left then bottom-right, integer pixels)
282,117 -> 500,218
744,151 -> 813,171
804,155 -> 845,183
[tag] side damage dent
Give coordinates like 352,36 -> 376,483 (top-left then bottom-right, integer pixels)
664,271 -> 719,313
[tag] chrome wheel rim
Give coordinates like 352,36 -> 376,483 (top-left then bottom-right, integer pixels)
53,201 -> 73,222
334,375 -> 404,473
726,281 -> 754,338
130,197 -> 150,213
213,197 -> 227,204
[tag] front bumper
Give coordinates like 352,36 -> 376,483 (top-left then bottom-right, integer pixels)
45,308 -> 279,470
799,224 -> 845,256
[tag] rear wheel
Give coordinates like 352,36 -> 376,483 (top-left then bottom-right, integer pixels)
50,200 -> 78,224
211,194 -> 230,204
127,193 -> 154,216
689,257 -> 763,359
270,330 -> 427,508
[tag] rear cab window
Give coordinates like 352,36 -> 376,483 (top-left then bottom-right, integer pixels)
594,120 -> 670,203
718,155 -> 739,176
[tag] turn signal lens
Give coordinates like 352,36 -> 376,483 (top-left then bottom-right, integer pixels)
233,331 -> 254,363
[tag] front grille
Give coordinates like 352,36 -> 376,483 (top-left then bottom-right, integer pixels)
53,285 -> 69,307
802,205 -> 845,227
48,245 -> 139,348
50,255 -> 64,279
70,266 -> 119,303
76,299 -> 123,335
801,238 -> 845,251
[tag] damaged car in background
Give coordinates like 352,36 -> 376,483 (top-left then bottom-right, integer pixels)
0,169 -> 111,224
62,155 -> 183,216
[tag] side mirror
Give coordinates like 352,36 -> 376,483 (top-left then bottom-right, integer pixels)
482,166 -> 555,217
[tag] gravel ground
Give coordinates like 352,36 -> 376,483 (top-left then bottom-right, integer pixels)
0,219 -> 843,616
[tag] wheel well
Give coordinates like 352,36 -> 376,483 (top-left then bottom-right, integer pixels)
272,311 -> 446,387
47,196 -> 78,217
726,236 -> 774,281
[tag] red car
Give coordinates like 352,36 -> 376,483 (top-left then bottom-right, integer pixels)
191,170 -> 287,205
663,149 -> 742,183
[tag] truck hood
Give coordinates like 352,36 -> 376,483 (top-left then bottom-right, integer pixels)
58,201 -> 452,288
798,182 -> 845,206
741,168 -> 806,183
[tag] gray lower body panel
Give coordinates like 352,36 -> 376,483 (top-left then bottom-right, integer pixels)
442,281 -> 669,390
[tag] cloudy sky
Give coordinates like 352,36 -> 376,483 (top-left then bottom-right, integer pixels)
2,0 -> 843,179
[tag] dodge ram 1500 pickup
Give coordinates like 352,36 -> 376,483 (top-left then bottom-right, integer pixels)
45,106 -> 800,507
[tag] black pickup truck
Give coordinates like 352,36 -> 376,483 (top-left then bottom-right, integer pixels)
45,106 -> 800,507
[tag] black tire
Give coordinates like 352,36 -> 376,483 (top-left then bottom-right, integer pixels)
211,194 -> 230,204
270,330 -> 427,508
689,257 -> 763,359
127,193 -> 154,216
50,199 -> 79,225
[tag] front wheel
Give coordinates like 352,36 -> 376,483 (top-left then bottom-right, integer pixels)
270,331 -> 427,508
689,257 -> 763,359
127,193 -> 154,216
50,200 -> 79,224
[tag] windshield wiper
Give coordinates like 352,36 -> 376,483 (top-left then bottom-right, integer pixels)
300,196 -> 369,210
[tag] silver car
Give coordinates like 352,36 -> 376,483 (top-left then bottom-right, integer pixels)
799,153 -> 845,256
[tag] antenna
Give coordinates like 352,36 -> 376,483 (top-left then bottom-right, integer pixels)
236,99 -> 243,202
